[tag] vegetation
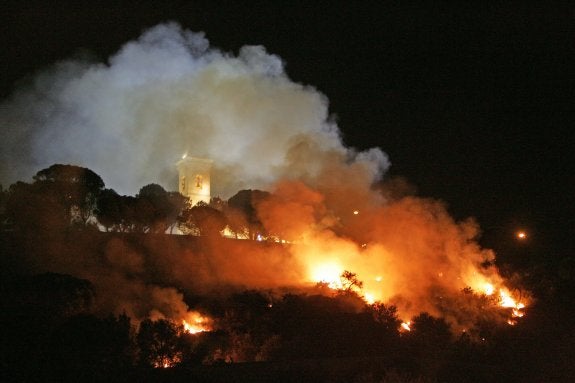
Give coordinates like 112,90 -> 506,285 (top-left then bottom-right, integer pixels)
0,164 -> 574,382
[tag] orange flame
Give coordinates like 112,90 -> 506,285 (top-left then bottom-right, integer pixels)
182,311 -> 212,334
311,262 -> 344,289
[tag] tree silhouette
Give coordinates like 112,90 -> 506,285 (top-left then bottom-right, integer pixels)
340,270 -> 364,293
407,312 -> 452,359
33,164 -> 105,226
368,302 -> 402,333
137,319 -> 184,368
196,203 -> 227,236
95,188 -> 123,231
227,189 -> 270,240
166,191 -> 188,233
135,184 -> 173,233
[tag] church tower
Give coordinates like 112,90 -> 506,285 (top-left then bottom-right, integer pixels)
176,155 -> 212,206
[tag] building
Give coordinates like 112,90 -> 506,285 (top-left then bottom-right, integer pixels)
176,155 -> 212,206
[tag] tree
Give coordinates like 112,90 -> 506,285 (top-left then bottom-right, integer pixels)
406,312 -> 452,358
96,190 -> 146,232
132,185 -> 187,233
223,206 -> 250,239
95,189 -> 122,231
339,270 -> 364,293
177,204 -> 200,236
33,164 -> 105,226
136,319 -> 184,368
227,189 -> 270,240
5,165 -> 104,233
135,184 -> 173,233
190,204 -> 227,237
368,302 -> 402,333
166,192 -> 188,234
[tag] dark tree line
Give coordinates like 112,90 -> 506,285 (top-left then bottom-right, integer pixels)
1,164 -> 270,239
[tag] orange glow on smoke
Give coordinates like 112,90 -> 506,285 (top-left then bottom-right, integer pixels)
257,181 -> 531,330
311,262 -> 344,289
364,292 -> 376,304
308,257 -> 528,327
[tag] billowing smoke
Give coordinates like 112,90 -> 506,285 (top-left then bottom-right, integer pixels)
0,22 -> 387,197
1,23 -> 524,328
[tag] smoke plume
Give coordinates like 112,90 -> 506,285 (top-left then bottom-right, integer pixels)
0,22 -> 387,197
1,23 -> 523,327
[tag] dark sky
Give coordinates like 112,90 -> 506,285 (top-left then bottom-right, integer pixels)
2,2 -> 574,261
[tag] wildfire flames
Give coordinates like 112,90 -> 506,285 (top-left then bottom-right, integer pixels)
0,23 -> 532,361
182,311 -> 212,334
309,253 -> 528,329
311,262 -> 345,289
400,321 -> 411,332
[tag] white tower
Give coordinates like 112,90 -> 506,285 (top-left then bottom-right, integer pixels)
176,155 -> 212,206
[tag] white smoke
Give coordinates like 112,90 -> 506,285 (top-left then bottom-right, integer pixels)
0,22 -> 389,197
0,22 -> 526,329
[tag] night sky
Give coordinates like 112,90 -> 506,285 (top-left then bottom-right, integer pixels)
2,2 -> 574,262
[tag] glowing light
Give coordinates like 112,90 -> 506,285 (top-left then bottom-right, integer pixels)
499,290 -> 518,308
497,289 -> 526,325
484,283 -> 495,296
400,321 -> 411,332
468,277 -> 527,325
353,210 -> 359,215
375,276 -> 382,282
364,293 -> 375,304
182,152 -> 187,159
311,262 -> 343,288
154,355 -> 181,369
182,312 -> 211,334
516,231 -> 527,240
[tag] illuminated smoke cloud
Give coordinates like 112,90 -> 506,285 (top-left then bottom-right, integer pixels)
0,22 -> 388,197
0,23 -> 524,327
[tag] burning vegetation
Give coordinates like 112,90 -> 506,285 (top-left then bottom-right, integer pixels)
0,162 -> 533,382
0,22 -> 560,383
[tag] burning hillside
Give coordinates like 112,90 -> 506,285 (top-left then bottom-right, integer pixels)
255,180 -> 528,329
0,23 -> 530,377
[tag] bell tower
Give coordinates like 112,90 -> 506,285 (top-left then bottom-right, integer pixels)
176,155 -> 212,206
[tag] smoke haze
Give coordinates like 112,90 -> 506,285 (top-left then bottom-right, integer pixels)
1,23 -> 523,328
0,22 -> 387,197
